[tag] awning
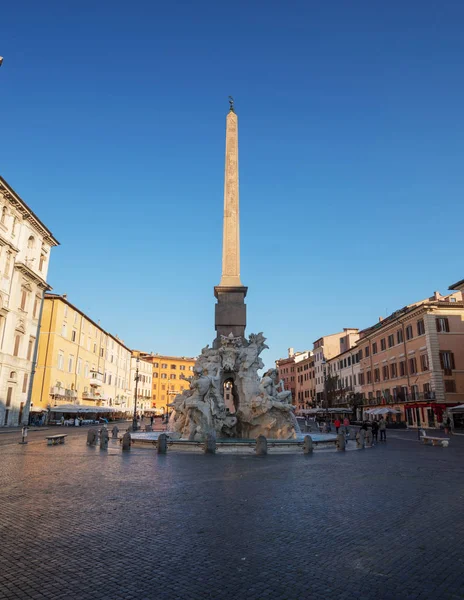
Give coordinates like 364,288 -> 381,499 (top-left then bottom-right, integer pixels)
450,404 -> 464,411
296,408 -> 353,415
364,408 -> 401,415
49,404 -> 118,413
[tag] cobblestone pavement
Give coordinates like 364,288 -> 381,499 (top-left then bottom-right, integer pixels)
0,428 -> 463,600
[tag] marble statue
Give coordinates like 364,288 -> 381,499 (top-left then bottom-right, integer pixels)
168,333 -> 297,440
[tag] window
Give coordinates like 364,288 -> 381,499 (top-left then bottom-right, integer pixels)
417,319 -> 425,336
6,387 -> 13,407
84,363 -> 89,378
22,373 -> 28,393
374,368 -> 380,382
440,351 -> 455,375
61,323 -> 67,338
406,325 -> 413,340
399,361 -> 406,376
108,374 -> 112,385
359,373 -> 365,385
171,364 -> 176,369
13,335 -> 21,357
71,330 -> 77,342
93,343 -> 97,353
68,355 -> 74,373
179,365 -> 185,371
161,363 -> 167,369
1,207 -> 6,224
397,329 -> 403,344
170,374 -> 176,380
20,289 -> 28,311
388,334 -> 394,348
161,373 -> 167,379
358,349 -> 363,360
347,356 -> 351,367
77,358 -> 82,375
64,304 -> 68,318
382,365 -> 389,380
365,346 -> 370,358
4,251 -> 11,276
161,384 -> 166,391
380,338 -> 386,351
372,343 -> 377,355
420,354 -> 429,371
27,235 -> 35,249
153,362 -> 159,368
409,357 -> 418,374
27,337 -> 34,361
39,254 -> 45,272
390,363 -> 397,378
33,296 -> 40,319
153,372 -> 158,378
436,317 -> 450,333
58,352 -> 64,370
100,348 -> 104,357
444,380 -> 456,393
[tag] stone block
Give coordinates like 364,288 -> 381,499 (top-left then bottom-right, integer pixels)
86,429 -> 97,446
157,433 -> 168,454
204,431 -> 217,454
122,432 -> 131,451
303,435 -> 313,454
111,426 -> 119,439
100,427 -> 109,451
255,435 -> 267,456
336,433 -> 346,452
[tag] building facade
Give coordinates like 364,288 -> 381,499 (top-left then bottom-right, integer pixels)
326,346 -> 362,415
276,348 -> 311,404
0,177 -> 59,426
294,353 -> 315,410
357,290 -> 464,427
130,353 -> 152,415
32,294 -> 132,416
313,329 -> 359,402
138,353 -> 196,414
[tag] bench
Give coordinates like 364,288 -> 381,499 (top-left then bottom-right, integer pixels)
46,434 -> 68,446
420,430 -> 449,448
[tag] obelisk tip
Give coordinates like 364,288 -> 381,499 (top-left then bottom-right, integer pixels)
228,96 -> 235,113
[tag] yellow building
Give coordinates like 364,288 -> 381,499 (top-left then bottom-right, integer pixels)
138,353 -> 196,414
32,293 -> 132,417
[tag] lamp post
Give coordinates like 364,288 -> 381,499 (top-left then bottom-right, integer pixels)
132,357 -> 140,431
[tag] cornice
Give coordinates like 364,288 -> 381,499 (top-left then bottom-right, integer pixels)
0,230 -> 19,253
14,261 -> 51,291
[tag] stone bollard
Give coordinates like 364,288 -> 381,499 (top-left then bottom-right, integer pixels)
356,429 -> 365,450
87,429 -> 97,446
122,431 -> 131,452
100,426 -> 109,450
255,435 -> 268,456
204,431 -> 217,454
111,425 -> 119,439
336,433 -> 346,452
157,433 -> 168,454
303,435 -> 313,454
365,429 -> 373,448
145,425 -> 153,432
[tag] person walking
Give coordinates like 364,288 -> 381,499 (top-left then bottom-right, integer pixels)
343,416 -> 350,434
371,420 -> 379,443
334,418 -> 341,434
150,415 -> 154,426
379,417 -> 387,441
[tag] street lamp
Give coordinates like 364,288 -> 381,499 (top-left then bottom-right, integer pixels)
132,357 -> 140,431
0,57 -> 3,67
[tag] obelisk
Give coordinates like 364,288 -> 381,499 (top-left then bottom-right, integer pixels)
213,98 -> 247,347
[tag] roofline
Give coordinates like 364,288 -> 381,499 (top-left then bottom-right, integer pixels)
312,329 -> 357,346
44,293 -> 132,353
0,176 -> 60,246
138,352 -> 197,362
449,278 -> 464,290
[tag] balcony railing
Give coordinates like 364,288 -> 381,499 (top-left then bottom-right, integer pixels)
50,387 -> 77,399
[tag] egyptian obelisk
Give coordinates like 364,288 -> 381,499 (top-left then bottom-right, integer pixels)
213,98 -> 247,347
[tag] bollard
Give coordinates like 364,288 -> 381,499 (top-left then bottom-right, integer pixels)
204,431 -> 217,454
87,429 -> 97,446
100,426 -> 109,450
122,431 -> 131,452
336,433 -> 346,452
111,425 -> 119,439
356,429 -> 365,450
18,426 -> 28,445
365,430 -> 373,448
145,425 -> 153,432
255,435 -> 268,456
303,435 -> 313,454
157,433 -> 168,454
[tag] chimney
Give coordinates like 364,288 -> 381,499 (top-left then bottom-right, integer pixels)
434,291 -> 441,300
288,347 -> 294,357
63,294 -> 67,299
379,316 -> 383,322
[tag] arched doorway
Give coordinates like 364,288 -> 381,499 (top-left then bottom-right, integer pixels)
223,377 -> 239,414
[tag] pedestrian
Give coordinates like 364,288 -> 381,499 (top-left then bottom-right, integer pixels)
360,421 -> 368,432
371,420 -> 379,443
445,416 -> 452,435
379,417 -> 387,441
334,418 -> 341,434
60,415 -> 65,426
343,416 -> 350,434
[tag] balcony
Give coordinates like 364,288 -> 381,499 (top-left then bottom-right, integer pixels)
89,373 -> 103,388
50,387 -> 77,399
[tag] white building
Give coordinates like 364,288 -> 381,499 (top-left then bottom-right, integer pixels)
130,354 -> 152,415
0,177 -> 59,426
327,347 -> 363,406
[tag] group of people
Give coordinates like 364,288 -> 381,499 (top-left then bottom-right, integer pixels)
359,417 -> 387,442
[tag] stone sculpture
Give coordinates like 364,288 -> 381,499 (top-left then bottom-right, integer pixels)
365,429 -> 373,448
157,433 -> 168,454
255,435 -> 267,455
303,435 -> 313,454
336,433 -> 346,452
168,333 -> 298,440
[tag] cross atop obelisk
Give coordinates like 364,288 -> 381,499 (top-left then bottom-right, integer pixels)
213,98 -> 247,346
219,97 -> 242,287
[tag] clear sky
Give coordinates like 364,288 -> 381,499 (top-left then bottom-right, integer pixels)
1,0 -> 463,368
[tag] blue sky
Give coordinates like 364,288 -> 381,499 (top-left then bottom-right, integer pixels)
1,0 -> 463,368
